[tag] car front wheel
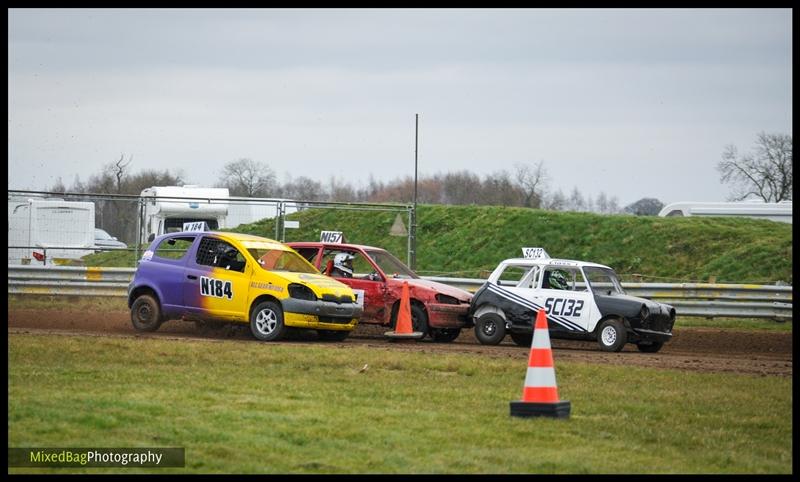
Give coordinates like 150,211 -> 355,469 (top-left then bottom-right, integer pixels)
475,313 -> 506,345
250,301 -> 286,341
597,318 -> 627,352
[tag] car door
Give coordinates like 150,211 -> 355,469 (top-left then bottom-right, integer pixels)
183,235 -> 251,322
144,234 -> 198,315
535,265 -> 593,336
321,247 -> 385,322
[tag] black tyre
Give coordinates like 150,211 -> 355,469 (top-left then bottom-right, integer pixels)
130,294 -> 162,332
391,302 -> 429,339
317,330 -> 350,342
431,328 -> 461,343
636,341 -> 664,353
250,300 -> 286,341
509,331 -> 533,347
597,318 -> 627,352
475,313 -> 506,345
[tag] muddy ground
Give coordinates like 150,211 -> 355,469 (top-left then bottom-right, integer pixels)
8,308 -> 793,377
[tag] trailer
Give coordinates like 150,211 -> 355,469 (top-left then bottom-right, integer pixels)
8,197 -> 96,265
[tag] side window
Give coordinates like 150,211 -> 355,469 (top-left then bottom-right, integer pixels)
543,267 -> 584,291
517,266 -> 541,289
154,236 -> 195,260
497,265 -> 530,287
294,247 -> 321,266
196,237 -> 246,273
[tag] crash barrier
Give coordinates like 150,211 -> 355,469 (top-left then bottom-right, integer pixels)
7,266 -> 793,321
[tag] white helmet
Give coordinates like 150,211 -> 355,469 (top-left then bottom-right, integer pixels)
333,253 -> 354,275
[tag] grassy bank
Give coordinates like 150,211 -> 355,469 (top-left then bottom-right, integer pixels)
232,205 -> 793,284
80,205 -> 792,285
8,333 -> 792,474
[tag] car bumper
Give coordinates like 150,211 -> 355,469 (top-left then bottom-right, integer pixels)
427,303 -> 471,328
283,298 -> 363,330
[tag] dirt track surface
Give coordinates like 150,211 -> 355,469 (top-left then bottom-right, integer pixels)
9,309 -> 793,377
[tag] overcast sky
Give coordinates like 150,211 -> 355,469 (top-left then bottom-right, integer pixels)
8,8 -> 793,206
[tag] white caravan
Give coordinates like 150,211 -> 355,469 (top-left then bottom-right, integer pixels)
658,200 -> 792,224
139,185 -> 231,242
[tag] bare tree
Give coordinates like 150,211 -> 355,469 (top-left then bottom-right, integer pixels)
106,153 -> 133,194
606,195 -> 620,214
282,175 -> 325,201
514,161 -> 548,208
717,132 -> 792,202
567,186 -> 585,212
624,197 -> 664,216
596,192 -> 609,213
219,158 -> 277,197
543,188 -> 568,211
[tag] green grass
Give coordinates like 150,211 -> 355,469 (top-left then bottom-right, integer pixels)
8,333 -> 792,474
79,205 -> 793,285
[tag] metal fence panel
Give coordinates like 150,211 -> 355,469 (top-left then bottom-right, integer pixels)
7,266 -> 793,321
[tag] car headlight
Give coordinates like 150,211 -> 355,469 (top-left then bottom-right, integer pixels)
435,293 -> 461,305
288,283 -> 317,301
640,304 -> 650,320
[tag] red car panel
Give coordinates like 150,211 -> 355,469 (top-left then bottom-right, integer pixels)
288,242 -> 473,332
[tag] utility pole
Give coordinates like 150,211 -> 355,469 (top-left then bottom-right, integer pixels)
409,113 -> 419,270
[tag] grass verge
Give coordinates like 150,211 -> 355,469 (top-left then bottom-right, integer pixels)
8,333 -> 792,474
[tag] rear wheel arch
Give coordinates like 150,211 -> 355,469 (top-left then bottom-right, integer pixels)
128,286 -> 161,312
472,304 -> 507,321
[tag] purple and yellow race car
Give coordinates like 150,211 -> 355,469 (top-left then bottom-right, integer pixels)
128,230 -> 362,341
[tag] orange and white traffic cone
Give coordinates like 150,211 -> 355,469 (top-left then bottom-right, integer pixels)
384,281 -> 424,340
510,308 -> 571,418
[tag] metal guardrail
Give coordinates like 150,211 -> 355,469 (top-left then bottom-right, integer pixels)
7,266 -> 793,321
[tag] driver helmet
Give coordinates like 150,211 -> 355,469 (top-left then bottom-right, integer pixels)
333,253 -> 354,275
548,270 -> 569,290
216,244 -> 237,259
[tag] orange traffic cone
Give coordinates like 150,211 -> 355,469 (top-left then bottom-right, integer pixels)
510,308 -> 571,418
384,281 -> 424,340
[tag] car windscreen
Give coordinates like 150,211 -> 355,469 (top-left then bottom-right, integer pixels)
248,248 -> 319,274
583,267 -> 624,295
364,249 -> 418,279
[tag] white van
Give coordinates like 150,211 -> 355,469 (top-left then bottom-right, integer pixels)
8,198 -> 96,265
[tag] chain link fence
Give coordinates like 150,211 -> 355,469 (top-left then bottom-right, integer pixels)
8,190 -> 415,269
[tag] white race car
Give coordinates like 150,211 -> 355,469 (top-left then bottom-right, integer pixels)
468,248 -> 675,353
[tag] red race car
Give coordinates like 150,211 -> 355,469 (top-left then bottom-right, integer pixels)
288,241 -> 473,342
